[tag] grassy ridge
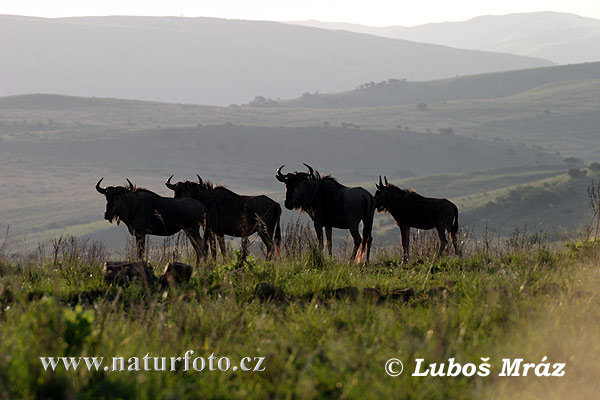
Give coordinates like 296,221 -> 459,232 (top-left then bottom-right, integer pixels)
279,62 -> 600,108
1,235 -> 599,398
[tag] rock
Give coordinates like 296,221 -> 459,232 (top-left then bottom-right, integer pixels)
0,285 -> 15,306
159,262 -> 193,287
427,286 -> 449,299
362,287 -> 383,302
103,261 -> 156,287
388,287 -> 416,302
332,286 -> 359,300
254,282 -> 288,303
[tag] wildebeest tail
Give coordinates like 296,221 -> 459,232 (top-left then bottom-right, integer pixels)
451,203 -> 459,235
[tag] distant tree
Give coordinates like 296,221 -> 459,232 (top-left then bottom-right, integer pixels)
590,162 -> 600,172
439,128 -> 454,136
568,168 -> 587,179
249,96 -> 277,107
563,157 -> 582,166
417,103 -> 428,111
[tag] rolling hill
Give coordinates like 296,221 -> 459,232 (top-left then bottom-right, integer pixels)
290,12 -> 600,65
0,14 -> 552,106
279,62 -> 600,107
0,92 -> 563,251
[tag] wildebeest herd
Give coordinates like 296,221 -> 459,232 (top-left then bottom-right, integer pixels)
96,164 -> 460,266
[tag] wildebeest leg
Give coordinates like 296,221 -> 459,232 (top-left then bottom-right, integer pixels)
325,226 -> 333,257
206,232 -> 217,260
218,235 -> 227,258
184,228 -> 205,267
257,229 -> 274,260
450,230 -> 460,256
361,215 -> 374,263
400,225 -> 410,263
436,226 -> 448,260
348,222 -> 362,261
135,234 -> 145,260
314,222 -> 324,252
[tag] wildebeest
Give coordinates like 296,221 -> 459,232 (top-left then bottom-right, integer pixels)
165,175 -> 282,260
374,176 -> 460,262
276,164 -> 375,263
95,178 -> 207,266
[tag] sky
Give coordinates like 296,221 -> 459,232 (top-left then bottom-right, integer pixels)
1,0 -> 600,26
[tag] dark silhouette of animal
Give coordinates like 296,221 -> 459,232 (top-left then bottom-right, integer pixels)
374,176 -> 460,262
165,175 -> 282,260
276,164 -> 375,263
96,178 -> 207,266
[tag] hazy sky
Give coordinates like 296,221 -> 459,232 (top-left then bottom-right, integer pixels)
2,0 -> 600,26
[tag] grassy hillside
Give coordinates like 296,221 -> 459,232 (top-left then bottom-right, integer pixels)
1,230 -> 599,398
1,83 -> 595,250
3,66 -> 596,160
279,62 -> 600,108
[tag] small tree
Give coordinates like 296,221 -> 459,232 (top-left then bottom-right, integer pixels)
589,162 -> 600,172
568,168 -> 587,179
563,157 -> 582,166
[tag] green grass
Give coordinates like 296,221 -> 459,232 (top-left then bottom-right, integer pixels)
1,235 -> 599,399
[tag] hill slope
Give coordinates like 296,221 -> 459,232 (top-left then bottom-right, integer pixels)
291,12 -> 600,65
280,62 -> 600,107
0,14 -> 552,106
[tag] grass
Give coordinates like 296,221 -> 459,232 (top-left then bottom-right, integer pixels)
1,230 -> 599,399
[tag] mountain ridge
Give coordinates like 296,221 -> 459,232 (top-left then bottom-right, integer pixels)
0,14 -> 552,106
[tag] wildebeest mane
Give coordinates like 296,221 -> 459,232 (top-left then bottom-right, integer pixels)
383,183 -> 415,196
129,186 -> 156,195
295,174 -> 346,211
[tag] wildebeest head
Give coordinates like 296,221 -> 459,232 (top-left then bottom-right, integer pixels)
165,175 -> 212,199
374,176 -> 410,212
276,164 -> 319,210
95,178 -> 134,224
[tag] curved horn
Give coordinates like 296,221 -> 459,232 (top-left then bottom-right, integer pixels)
95,178 -> 107,194
196,174 -> 203,185
377,175 -> 383,189
165,174 -> 176,190
384,176 -> 389,186
126,178 -> 134,190
276,165 -> 287,182
303,163 -> 314,177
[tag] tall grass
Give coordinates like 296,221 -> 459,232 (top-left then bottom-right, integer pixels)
0,225 -> 598,399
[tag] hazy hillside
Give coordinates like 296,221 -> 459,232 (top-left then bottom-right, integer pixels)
0,94 -> 561,251
279,62 -> 600,107
291,12 -> 600,65
0,14 -> 552,106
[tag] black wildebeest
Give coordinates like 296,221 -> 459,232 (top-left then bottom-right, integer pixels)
96,178 -> 207,266
276,164 -> 375,263
165,175 -> 282,260
374,176 -> 460,262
